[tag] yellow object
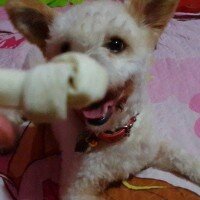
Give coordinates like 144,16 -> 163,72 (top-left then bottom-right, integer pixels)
122,181 -> 166,191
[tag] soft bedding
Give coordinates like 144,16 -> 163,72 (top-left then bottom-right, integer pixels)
0,5 -> 200,200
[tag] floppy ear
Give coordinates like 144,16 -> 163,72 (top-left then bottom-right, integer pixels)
126,0 -> 179,33
6,0 -> 55,50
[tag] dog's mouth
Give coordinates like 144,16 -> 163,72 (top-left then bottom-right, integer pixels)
79,81 -> 133,127
81,92 -> 118,126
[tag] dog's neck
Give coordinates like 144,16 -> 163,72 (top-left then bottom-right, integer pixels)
75,114 -> 139,153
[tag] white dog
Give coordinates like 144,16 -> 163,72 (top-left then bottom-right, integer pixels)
6,0 -> 200,199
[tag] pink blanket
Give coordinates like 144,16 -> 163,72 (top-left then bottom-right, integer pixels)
1,7 -> 200,200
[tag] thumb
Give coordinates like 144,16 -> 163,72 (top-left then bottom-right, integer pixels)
0,116 -> 16,151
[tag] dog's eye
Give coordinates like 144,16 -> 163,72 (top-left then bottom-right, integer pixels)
60,42 -> 71,53
105,37 -> 126,53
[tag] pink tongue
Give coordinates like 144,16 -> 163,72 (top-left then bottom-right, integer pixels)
82,100 -> 115,119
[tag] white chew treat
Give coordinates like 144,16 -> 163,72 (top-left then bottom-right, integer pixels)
52,53 -> 108,109
0,53 -> 108,122
23,62 -> 71,122
23,53 -> 108,122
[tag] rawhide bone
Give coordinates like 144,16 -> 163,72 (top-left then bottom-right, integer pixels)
0,53 -> 108,122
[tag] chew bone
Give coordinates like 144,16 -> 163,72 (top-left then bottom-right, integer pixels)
0,53 -> 108,122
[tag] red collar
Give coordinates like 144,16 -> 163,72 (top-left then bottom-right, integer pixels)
75,115 -> 139,153
97,115 -> 138,143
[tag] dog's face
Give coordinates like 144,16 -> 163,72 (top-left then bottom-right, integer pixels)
7,0 -> 178,132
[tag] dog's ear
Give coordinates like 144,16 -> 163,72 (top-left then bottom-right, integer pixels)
126,0 -> 179,33
6,0 -> 55,50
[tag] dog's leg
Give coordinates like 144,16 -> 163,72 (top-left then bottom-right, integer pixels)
60,152 -> 139,200
60,133 -> 158,200
154,143 -> 200,185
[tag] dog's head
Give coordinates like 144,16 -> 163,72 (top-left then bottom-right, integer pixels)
6,0 -> 178,132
